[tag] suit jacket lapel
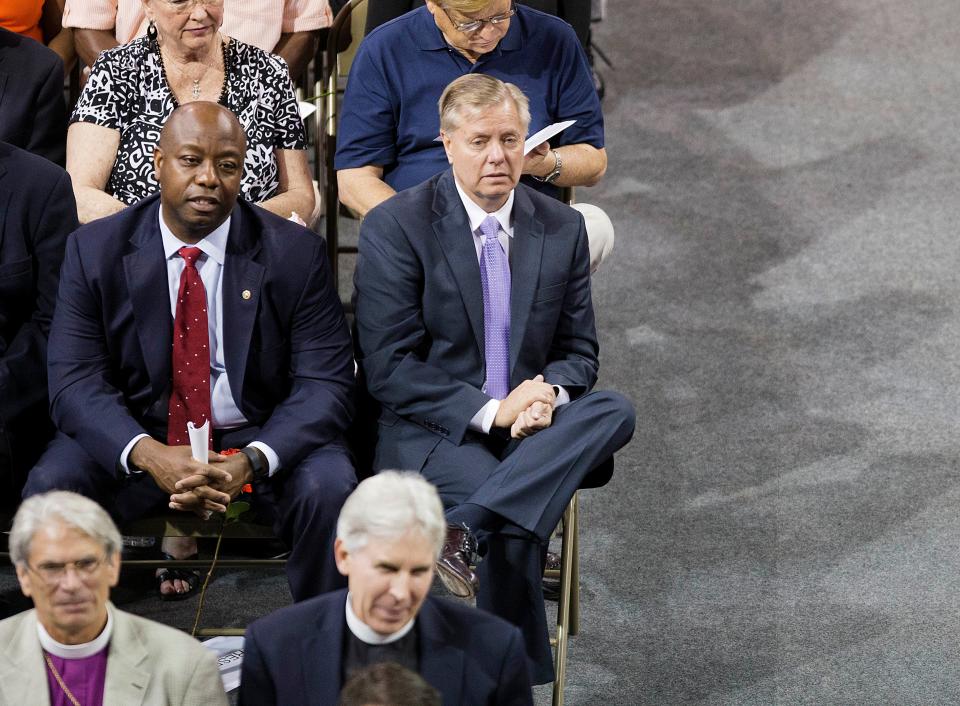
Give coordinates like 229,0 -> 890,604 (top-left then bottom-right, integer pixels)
432,172 -> 485,356
301,601 -> 345,705
418,599 -> 465,704
508,186 -> 545,378
221,204 -> 264,410
0,611 -> 50,706
104,606 -> 151,706
123,201 -> 172,401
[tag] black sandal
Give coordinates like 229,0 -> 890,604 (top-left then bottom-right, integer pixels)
157,552 -> 201,602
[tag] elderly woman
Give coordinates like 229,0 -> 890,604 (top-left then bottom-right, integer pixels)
0,491 -> 227,705
67,0 -> 313,223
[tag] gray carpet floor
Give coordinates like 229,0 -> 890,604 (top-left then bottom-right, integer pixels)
5,0 -> 959,703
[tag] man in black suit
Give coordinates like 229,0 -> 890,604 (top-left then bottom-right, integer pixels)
353,74 -> 635,684
0,27 -> 67,166
0,142 -> 77,506
25,102 -> 356,601
239,471 -> 533,706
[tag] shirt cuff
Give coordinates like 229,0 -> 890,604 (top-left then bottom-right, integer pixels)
247,441 -> 281,477
553,385 -> 571,408
469,399 -> 501,435
119,434 -> 150,474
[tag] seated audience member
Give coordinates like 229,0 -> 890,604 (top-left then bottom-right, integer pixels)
25,103 -> 356,603
0,0 -> 76,71
336,0 -> 612,270
0,142 -> 77,506
0,27 -> 67,165
67,0 -> 315,224
63,0 -> 328,79
353,74 -> 635,685
364,0 -> 592,54
339,662 -> 441,706
1,491 -> 228,705
239,471 -> 533,706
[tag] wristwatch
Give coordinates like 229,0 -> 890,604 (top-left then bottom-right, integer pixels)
240,446 -> 269,482
532,149 -> 562,184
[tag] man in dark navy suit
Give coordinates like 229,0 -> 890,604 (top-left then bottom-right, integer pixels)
0,142 -> 77,506
0,27 -> 67,166
24,102 -> 356,602
353,74 -> 635,684
239,471 -> 533,706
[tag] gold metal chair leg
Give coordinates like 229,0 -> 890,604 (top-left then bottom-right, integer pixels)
569,492 -> 580,636
553,493 -> 578,706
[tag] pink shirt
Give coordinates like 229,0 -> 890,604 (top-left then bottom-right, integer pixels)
62,0 -> 331,53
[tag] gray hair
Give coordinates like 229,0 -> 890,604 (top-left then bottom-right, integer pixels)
438,73 -> 531,135
336,472 -> 446,559
9,492 -> 122,567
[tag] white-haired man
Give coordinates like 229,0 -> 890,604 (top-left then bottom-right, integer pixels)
0,491 -> 227,705
239,471 -> 533,705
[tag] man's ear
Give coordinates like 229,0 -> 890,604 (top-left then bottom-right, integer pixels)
153,146 -> 164,181
333,537 -> 350,577
14,563 -> 33,599
440,131 -> 454,165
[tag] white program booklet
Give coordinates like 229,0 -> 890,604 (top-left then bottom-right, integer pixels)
203,636 -> 245,692
524,119 -> 576,155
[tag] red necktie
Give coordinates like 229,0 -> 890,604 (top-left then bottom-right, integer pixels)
167,246 -> 212,447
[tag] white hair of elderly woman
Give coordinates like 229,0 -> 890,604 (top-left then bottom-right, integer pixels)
9,491 -> 122,567
336,471 -> 446,559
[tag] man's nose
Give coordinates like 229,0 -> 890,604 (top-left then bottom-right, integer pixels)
487,142 -> 505,164
389,574 -> 411,600
194,160 -> 219,186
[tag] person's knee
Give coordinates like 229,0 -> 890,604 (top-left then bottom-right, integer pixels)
572,203 -> 614,273
587,390 -> 636,437
289,448 -> 357,516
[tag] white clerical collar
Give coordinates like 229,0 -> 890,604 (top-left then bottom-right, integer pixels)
344,592 -> 416,645
158,205 -> 230,266
453,174 -> 515,238
37,603 -> 114,659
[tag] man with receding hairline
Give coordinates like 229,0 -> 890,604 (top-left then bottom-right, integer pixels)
25,101 -> 357,604
354,75 -> 634,685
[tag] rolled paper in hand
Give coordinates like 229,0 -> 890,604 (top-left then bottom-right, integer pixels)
187,419 -> 210,463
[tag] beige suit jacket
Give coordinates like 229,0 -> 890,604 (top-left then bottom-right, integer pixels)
0,603 -> 228,706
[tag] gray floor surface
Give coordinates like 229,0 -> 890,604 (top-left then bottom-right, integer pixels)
4,0 -> 958,703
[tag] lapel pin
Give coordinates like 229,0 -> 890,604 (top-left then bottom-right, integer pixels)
241,289 -> 252,300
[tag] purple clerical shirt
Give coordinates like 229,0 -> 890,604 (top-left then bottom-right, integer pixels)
45,647 -> 108,706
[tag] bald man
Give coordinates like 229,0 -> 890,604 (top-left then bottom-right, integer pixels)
25,102 -> 357,604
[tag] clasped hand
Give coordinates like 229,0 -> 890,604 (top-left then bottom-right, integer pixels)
129,438 -> 253,517
494,374 -> 557,439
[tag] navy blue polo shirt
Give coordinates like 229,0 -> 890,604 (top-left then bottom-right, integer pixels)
334,5 -> 603,199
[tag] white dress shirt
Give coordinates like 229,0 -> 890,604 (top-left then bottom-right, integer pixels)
119,208 -> 280,475
452,179 -> 570,435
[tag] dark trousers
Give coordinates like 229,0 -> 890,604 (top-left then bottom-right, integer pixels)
24,430 -> 357,601
419,390 -> 635,684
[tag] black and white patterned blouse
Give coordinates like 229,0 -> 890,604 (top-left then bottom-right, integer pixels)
71,36 -> 306,206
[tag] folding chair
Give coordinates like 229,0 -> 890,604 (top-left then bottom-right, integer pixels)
321,0 -> 369,294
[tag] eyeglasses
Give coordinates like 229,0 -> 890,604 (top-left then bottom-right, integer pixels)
161,0 -> 224,14
441,3 -> 515,33
27,556 -> 108,585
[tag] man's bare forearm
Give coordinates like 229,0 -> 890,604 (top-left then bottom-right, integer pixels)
526,144 -> 608,188
337,167 -> 396,217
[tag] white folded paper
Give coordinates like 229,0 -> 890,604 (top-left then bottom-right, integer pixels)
187,420 -> 209,463
202,636 -> 245,692
524,119 -> 576,155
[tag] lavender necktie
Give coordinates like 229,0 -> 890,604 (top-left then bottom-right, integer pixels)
479,215 -> 511,400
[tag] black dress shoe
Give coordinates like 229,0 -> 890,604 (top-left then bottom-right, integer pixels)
436,523 -> 479,598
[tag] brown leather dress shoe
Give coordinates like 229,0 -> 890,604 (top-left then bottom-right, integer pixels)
436,523 -> 479,599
